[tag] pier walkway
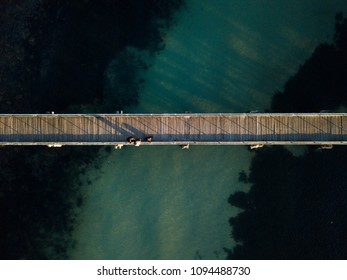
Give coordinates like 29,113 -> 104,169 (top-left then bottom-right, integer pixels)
0,113 -> 347,146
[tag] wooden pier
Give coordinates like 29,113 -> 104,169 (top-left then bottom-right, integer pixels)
0,113 -> 347,146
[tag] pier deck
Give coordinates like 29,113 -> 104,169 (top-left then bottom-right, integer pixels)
0,113 -> 346,145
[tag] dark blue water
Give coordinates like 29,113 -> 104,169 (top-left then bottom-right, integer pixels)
70,0 -> 347,259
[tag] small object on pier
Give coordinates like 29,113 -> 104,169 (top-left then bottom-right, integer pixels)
47,144 -> 62,148
127,136 -> 135,143
114,144 -> 124,149
145,136 -> 153,142
135,139 -> 142,147
250,144 -> 264,149
319,144 -> 333,150
51,111 -> 54,114
181,144 -> 189,150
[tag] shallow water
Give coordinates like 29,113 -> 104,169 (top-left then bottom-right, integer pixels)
70,0 -> 347,259
71,146 -> 251,259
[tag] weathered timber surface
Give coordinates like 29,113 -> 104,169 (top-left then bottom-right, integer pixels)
0,113 -> 347,145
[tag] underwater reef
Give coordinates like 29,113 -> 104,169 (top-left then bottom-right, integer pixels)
0,0 -> 184,259
227,14 -> 347,260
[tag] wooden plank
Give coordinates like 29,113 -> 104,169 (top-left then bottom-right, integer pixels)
1,114 -> 347,145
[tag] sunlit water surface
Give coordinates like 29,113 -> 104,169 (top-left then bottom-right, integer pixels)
70,0 -> 347,259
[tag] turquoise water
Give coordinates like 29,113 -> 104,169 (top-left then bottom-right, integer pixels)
70,0 -> 347,259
